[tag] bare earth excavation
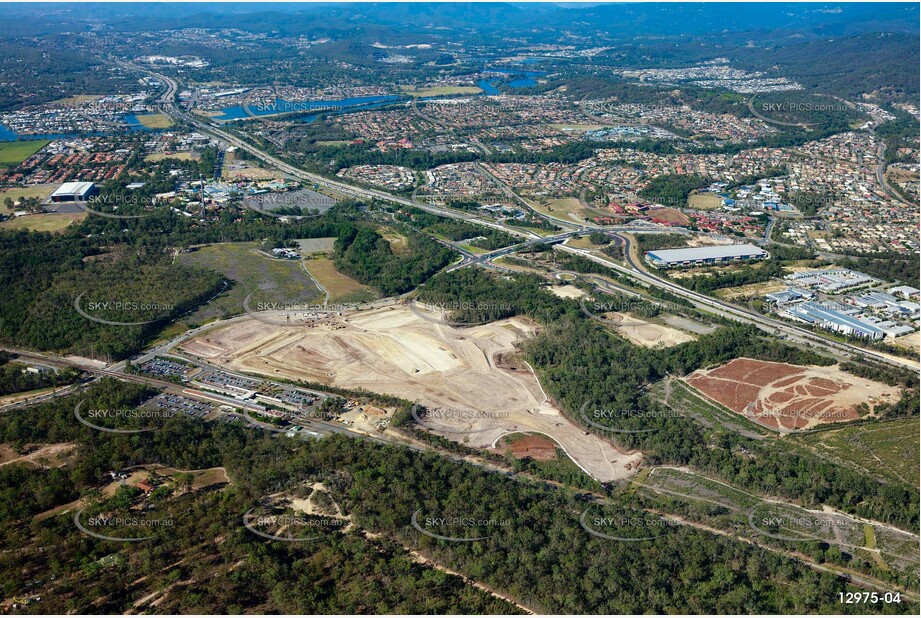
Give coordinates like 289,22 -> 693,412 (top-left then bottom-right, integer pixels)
182,304 -> 642,481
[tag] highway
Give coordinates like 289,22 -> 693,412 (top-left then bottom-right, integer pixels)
561,234 -> 918,370
129,64 -> 918,371
875,140 -> 914,207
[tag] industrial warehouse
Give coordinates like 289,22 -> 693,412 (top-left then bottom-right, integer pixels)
781,301 -> 885,340
644,243 -> 769,268
49,181 -> 98,202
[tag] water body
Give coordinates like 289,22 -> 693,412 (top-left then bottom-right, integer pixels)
124,114 -> 159,132
299,98 -> 403,123
508,78 -> 537,88
0,124 -> 17,142
0,115 -> 155,142
481,67 -> 547,90
476,80 -> 500,95
214,95 -> 401,122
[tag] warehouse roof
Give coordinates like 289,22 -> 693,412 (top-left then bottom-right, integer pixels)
51,181 -> 96,197
646,244 -> 767,263
790,302 -> 883,336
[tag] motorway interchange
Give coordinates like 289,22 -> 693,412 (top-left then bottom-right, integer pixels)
138,64 -> 916,372
5,64 -> 914,439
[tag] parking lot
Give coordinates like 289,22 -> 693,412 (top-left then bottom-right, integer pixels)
146,393 -> 215,418
140,357 -> 193,381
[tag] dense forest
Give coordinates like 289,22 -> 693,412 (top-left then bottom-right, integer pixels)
417,268 -> 920,530
634,233 -> 690,252
293,138 -> 614,173
396,207 -> 518,251
786,190 -> 838,217
877,109 -> 921,164
0,41 -> 138,112
0,229 -> 224,361
333,224 -> 455,296
0,380 -> 913,614
837,255 -> 921,289
639,174 -> 712,208
736,33 -> 920,102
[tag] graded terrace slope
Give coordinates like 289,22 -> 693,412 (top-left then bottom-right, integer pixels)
182,304 -> 641,481
684,358 -> 900,431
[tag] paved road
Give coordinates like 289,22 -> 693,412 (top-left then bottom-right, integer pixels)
134,65 -> 524,240
129,63 -> 920,372
565,235 -> 917,370
874,140 -> 913,207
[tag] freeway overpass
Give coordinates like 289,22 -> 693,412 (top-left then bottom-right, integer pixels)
136,65 -> 915,371
162,104 -> 525,238
561,234 -> 918,370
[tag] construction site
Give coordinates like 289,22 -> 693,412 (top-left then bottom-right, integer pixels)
181,304 -> 642,482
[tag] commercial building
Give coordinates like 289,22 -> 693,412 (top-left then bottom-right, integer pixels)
888,285 -> 920,300
847,292 -> 919,316
782,301 -> 884,340
50,181 -> 98,203
874,322 -> 915,338
784,268 -> 877,294
765,288 -> 815,304
644,243 -> 768,269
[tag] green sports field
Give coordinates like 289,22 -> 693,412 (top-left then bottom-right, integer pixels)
0,140 -> 49,167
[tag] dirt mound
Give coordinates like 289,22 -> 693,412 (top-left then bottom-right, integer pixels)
604,312 -> 697,348
503,433 -> 558,461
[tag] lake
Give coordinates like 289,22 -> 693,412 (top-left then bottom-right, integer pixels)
214,95 -> 402,122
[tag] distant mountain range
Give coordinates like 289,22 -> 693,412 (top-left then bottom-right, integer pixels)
0,2 -> 917,38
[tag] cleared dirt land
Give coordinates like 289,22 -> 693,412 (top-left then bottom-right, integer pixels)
182,304 -> 641,481
603,312 -> 697,348
498,433 -> 559,461
687,192 -> 723,210
0,442 -> 75,468
134,113 -> 174,129
220,150 -> 278,179
528,197 -> 606,224
715,280 -> 787,300
684,358 -> 899,431
144,151 -> 199,162
645,206 -> 691,225
548,284 -> 585,299
893,331 -> 920,354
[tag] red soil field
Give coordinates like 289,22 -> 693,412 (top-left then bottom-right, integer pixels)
503,434 -> 558,461
683,358 -> 899,431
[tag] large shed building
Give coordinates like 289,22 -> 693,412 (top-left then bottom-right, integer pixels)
644,244 -> 768,269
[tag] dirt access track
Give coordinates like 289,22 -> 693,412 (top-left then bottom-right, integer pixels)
182,304 -> 641,482
684,358 -> 900,431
